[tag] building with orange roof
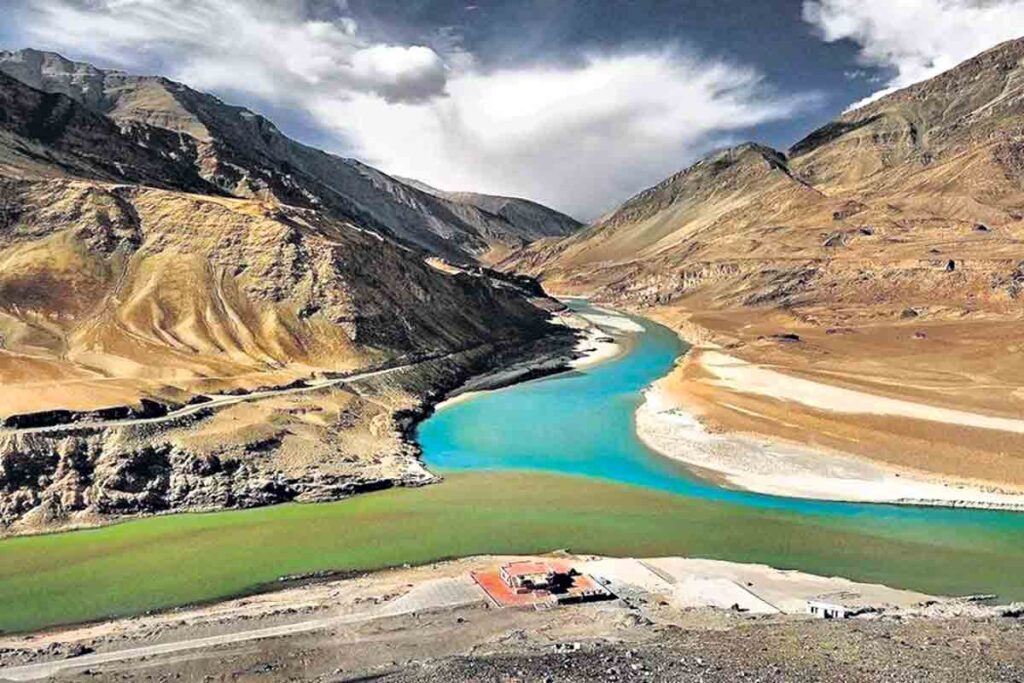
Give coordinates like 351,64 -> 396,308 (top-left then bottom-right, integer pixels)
473,559 -> 612,608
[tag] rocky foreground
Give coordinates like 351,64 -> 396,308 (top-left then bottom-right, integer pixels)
9,617 -> 1020,682
394,619 -> 1024,683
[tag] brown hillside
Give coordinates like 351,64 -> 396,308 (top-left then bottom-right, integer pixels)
0,58 -> 577,533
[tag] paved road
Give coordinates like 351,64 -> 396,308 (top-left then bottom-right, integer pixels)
0,578 -> 485,682
3,355 -> 451,436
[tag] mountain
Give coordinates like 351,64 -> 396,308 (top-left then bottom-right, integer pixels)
0,70 -> 218,192
0,48 -> 580,263
504,37 -> 1024,490
398,176 -> 582,260
507,142 -> 830,299
510,37 -> 1024,316
0,51 -> 580,533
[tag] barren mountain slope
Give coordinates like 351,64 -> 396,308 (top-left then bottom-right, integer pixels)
505,37 -> 1024,490
399,176 -> 583,261
0,174 -> 576,533
0,59 -> 580,533
0,49 -> 580,262
0,179 -> 555,411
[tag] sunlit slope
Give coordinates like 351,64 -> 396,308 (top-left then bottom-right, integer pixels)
507,37 -> 1024,322
0,178 -> 553,416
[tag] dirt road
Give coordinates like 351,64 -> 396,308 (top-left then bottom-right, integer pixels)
2,353 -> 457,436
0,577 -> 484,681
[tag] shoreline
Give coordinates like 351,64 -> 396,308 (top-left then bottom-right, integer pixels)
0,550 -> 993,651
0,301 -> 606,538
432,305 -> 628,412
430,300 -> 1024,512
636,348 -> 1024,512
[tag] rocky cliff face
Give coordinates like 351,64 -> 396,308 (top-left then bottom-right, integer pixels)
0,48 -> 581,263
0,51 -> 580,534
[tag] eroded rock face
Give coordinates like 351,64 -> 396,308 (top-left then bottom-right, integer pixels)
3,431 -> 386,528
0,336 -> 575,534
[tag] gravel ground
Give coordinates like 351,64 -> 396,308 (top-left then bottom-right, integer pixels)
385,618 -> 1024,683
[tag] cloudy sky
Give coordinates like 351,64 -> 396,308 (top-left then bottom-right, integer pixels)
3,0 -> 1023,219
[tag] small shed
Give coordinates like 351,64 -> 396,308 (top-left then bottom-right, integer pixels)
807,600 -> 850,619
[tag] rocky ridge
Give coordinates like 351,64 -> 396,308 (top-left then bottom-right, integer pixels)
0,48 -> 581,263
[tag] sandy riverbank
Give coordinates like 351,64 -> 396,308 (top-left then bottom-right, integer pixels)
434,307 -> 629,411
570,324 -> 623,369
637,348 -> 1024,510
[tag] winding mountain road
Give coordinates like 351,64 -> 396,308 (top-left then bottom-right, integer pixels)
1,353 -> 456,436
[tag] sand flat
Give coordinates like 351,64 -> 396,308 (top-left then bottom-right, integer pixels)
702,350 -> 1024,434
637,377 -> 1024,509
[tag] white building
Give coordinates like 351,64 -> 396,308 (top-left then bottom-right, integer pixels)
807,600 -> 850,619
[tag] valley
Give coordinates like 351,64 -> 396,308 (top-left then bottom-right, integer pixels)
1,29 -> 1024,683
1,305 -> 1023,640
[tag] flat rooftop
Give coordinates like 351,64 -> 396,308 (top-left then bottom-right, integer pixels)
473,560 -> 611,608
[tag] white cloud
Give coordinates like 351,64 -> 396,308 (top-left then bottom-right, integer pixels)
349,45 -> 446,103
312,52 -> 810,218
22,0 -> 449,103
15,0 -> 810,218
803,0 -> 1024,109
